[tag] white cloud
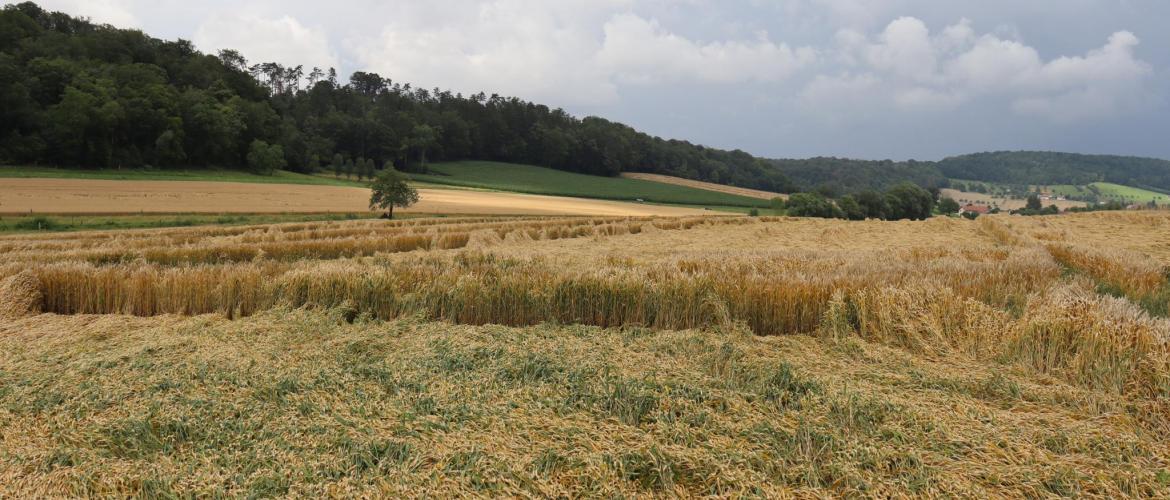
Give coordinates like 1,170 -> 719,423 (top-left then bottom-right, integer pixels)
804,17 -> 1154,122
348,1 -> 815,106
864,17 -> 938,82
348,1 -> 622,105
597,13 -> 816,85
193,13 -> 339,72
24,0 -> 139,26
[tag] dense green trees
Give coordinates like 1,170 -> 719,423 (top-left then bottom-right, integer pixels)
768,157 -> 948,195
937,197 -> 961,214
785,193 -> 843,219
938,151 -> 1170,192
246,140 -> 284,175
837,195 -> 865,220
784,183 -> 937,221
883,183 -> 935,220
0,2 -> 796,192
11,3 -> 1164,198
853,190 -> 889,220
1025,193 -> 1042,211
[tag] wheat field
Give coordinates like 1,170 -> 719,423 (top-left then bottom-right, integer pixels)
2,212 -> 1169,496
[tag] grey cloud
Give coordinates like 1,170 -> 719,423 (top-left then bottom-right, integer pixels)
10,0 -> 1170,160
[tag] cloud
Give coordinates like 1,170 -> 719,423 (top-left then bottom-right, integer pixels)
24,0 -> 139,26
348,1 -> 815,106
193,13 -> 339,72
597,13 -> 816,85
11,0 -> 1167,158
803,17 -> 1154,122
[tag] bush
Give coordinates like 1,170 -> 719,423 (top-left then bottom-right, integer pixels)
937,197 -> 961,215
246,140 -> 286,175
884,183 -> 935,220
13,216 -> 60,231
786,193 -> 844,219
837,195 -> 865,220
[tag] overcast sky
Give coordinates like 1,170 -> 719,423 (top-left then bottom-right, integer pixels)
12,0 -> 1170,161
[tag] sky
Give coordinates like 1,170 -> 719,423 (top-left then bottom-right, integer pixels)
11,0 -> 1170,161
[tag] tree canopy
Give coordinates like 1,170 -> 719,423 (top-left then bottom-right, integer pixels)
368,168 -> 418,219
0,2 -> 795,192
6,3 -> 1169,196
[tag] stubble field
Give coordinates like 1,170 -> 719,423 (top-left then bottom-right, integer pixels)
0,178 -> 709,217
1,211 -> 1169,496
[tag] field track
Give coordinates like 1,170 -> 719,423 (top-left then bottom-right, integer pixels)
620,172 -> 787,200
0,178 -> 709,216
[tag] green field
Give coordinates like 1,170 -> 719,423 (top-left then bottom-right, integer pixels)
0,213 -> 399,234
0,166 -> 367,187
1050,182 -> 1169,205
408,161 -> 769,208
951,178 -> 1169,206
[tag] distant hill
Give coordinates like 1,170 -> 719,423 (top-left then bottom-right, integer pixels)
766,157 -> 947,196
766,151 -> 1170,196
0,2 -> 794,194
6,4 -> 1170,199
937,151 -> 1170,192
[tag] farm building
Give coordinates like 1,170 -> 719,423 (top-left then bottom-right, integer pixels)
961,204 -> 991,215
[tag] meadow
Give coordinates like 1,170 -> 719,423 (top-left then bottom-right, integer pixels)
1050,182 -> 1170,206
407,161 -> 770,208
0,165 -> 367,187
2,211 -> 1169,496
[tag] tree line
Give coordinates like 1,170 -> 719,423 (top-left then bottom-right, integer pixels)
937,151 -> 1170,193
0,2 -> 793,192
781,182 -> 938,221
6,2 -> 1169,197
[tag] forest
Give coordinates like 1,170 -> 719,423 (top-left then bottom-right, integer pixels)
4,2 -> 1170,196
937,151 -> 1170,193
0,2 -> 793,192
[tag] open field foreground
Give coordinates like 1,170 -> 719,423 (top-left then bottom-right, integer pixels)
0,178 -> 709,217
621,172 -> 788,201
2,212 -> 1170,496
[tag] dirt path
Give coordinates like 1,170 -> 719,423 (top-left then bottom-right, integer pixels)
0,178 -> 709,216
620,172 -> 787,200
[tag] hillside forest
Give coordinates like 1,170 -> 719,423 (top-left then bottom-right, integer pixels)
4,2 -> 1170,195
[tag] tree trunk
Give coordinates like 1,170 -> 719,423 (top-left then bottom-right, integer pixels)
387,205 -> 394,219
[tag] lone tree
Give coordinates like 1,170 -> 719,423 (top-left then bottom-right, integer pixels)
369,168 -> 419,219
1025,193 -> 1043,211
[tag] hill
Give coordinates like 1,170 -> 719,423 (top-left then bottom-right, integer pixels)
409,161 -> 768,208
938,151 -> 1170,191
1050,182 -> 1168,206
767,158 -> 948,195
0,2 -> 794,194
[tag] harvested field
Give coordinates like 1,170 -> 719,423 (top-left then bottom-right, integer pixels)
941,188 -> 1087,211
0,178 -> 709,216
621,172 -> 788,200
3,211 -> 1170,496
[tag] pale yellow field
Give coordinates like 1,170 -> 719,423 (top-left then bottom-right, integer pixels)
2,212 -> 1169,497
0,178 -> 708,216
621,172 -> 788,200
941,188 -> 1087,210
